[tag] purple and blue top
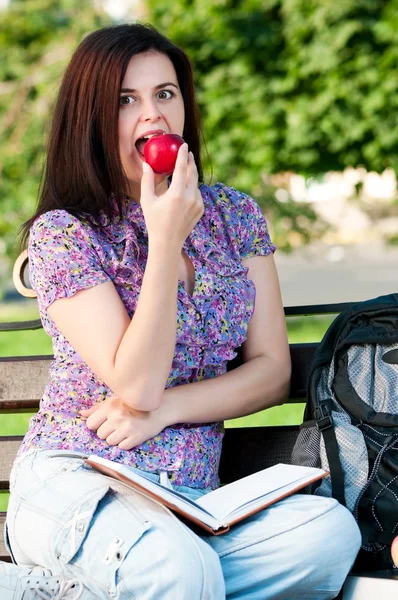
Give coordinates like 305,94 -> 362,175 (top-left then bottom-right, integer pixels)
18,183 -> 276,489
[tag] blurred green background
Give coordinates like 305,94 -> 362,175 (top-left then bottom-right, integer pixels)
2,0 -> 398,271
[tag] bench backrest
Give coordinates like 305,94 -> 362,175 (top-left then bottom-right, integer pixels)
0,302 -> 351,561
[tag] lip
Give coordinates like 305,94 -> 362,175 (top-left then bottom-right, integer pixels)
134,129 -> 167,162
135,129 -> 166,143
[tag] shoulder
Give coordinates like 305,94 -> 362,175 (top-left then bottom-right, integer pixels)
200,182 -> 260,212
30,209 -> 92,238
200,182 -> 276,258
28,210 -> 110,304
29,210 -> 101,250
200,182 -> 265,227
28,210 -> 105,275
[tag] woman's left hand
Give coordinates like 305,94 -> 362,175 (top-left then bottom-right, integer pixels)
80,396 -> 166,450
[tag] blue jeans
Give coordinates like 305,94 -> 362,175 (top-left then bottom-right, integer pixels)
6,450 -> 361,599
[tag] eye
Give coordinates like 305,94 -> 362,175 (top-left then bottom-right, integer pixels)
119,95 -> 135,106
157,90 -> 174,100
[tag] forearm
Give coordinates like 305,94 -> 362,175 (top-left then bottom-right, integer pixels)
158,355 -> 291,426
114,241 -> 179,410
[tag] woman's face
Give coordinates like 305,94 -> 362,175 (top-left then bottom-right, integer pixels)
118,51 -> 185,199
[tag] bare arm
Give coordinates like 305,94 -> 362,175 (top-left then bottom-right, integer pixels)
157,253 -> 291,425
81,253 -> 291,450
47,146 -> 203,411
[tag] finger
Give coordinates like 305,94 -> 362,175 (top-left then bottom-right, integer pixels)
185,151 -> 199,190
169,143 -> 188,194
80,395 -> 115,417
85,406 -> 109,431
80,405 -> 100,418
118,436 -> 137,451
140,161 -> 155,197
106,430 -> 126,446
96,422 -> 116,441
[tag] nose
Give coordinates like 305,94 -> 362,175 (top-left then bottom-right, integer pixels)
141,97 -> 162,123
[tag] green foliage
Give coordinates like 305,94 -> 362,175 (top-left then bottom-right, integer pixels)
2,0 -> 398,271
147,0 -> 398,193
0,0 -> 111,269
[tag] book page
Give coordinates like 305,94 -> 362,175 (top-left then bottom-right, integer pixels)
196,464 -> 325,521
221,474 -> 320,522
85,455 -> 222,530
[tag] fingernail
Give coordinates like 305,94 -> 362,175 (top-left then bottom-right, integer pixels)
189,151 -> 194,159
143,162 -> 149,172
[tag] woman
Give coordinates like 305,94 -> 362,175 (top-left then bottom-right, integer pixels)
1,23 -> 360,600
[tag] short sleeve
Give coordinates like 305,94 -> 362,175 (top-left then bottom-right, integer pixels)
28,210 -> 110,310
220,185 -> 277,259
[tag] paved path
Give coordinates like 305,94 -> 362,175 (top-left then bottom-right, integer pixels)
274,242 -> 398,307
1,242 -> 397,309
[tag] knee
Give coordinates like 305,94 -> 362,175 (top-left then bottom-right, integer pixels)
166,535 -> 225,596
295,498 -> 361,582
315,499 -> 361,566
121,527 -> 225,599
275,498 -> 361,598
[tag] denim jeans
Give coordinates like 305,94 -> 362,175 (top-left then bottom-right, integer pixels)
6,449 -> 361,599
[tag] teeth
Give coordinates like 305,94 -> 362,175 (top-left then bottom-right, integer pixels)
142,132 -> 164,140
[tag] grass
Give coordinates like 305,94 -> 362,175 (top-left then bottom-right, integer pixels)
0,301 -> 335,511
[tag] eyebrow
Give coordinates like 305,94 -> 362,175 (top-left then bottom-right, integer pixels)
120,82 -> 179,93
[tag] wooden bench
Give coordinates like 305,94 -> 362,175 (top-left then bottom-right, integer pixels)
0,290 -> 397,598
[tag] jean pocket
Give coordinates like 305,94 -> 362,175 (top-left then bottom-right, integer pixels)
54,487 -> 151,597
52,484 -> 111,564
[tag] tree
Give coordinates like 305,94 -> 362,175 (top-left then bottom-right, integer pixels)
147,0 -> 398,247
0,0 -> 111,276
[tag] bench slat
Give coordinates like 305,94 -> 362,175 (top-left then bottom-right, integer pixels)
0,357 -> 51,407
0,437 -> 24,489
0,514 -> 10,562
0,343 -> 317,409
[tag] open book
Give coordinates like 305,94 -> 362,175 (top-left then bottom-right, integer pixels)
85,455 -> 327,535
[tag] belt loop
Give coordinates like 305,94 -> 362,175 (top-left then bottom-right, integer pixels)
159,471 -> 173,490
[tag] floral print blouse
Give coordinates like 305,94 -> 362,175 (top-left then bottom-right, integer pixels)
18,183 -> 276,489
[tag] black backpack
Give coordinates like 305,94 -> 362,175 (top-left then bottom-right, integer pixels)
291,293 -> 398,572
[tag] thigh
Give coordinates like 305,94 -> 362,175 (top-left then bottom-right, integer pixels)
7,451 -> 225,600
206,493 -> 361,600
70,484 -> 225,600
7,451 -> 111,569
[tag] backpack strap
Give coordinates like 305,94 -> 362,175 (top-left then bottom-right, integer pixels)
315,399 -> 346,506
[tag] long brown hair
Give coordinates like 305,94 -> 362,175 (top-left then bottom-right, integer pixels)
21,23 -> 203,246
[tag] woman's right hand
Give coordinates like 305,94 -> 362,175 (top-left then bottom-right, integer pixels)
140,143 -> 204,251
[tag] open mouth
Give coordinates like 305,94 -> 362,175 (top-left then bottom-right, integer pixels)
135,132 -> 165,157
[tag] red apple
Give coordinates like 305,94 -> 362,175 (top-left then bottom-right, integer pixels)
144,134 -> 185,175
